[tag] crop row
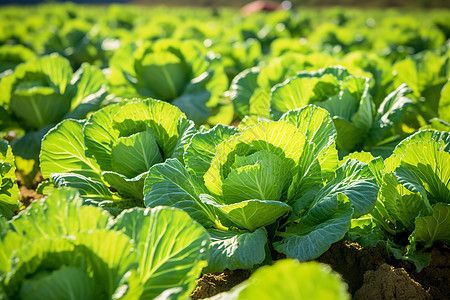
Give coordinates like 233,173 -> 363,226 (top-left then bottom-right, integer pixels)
0,3 -> 449,299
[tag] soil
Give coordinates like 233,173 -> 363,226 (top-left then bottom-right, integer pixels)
191,269 -> 251,299
191,241 -> 450,299
15,171 -> 45,208
317,240 -> 387,294
397,244 -> 450,300
18,184 -> 44,207
354,264 -> 431,300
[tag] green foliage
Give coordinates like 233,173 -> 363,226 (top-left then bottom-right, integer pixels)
1,3 -> 449,291
0,54 -> 107,185
40,99 -> 196,214
0,141 -> 19,219
109,39 -> 228,124
0,188 -> 210,300
0,45 -> 35,74
393,50 -> 449,120
232,65 -> 414,156
145,105 -> 379,271
350,130 -> 450,271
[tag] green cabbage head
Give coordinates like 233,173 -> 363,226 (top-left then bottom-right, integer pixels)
0,53 -> 107,184
350,130 -> 450,271
144,105 -> 379,272
40,98 -> 197,214
0,188 -> 209,300
109,39 -> 228,124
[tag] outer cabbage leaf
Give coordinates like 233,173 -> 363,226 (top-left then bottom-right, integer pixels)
9,188 -> 110,241
230,67 -> 260,119
171,89 -> 211,125
248,88 -> 271,119
111,207 -> 210,300
208,260 -> 349,300
365,84 -> 413,150
413,203 -> 450,247
275,199 -> 353,261
40,119 -> 103,181
200,194 -> 290,232
64,64 -> 107,120
393,51 -> 448,120
276,159 -> 379,261
19,266 -> 95,300
397,141 -> 450,204
50,173 -> 113,201
379,173 -> 428,232
205,228 -> 268,273
439,80 -> 450,120
270,76 -> 321,120
390,130 -> 450,160
420,118 -> 450,132
0,44 -> 35,74
144,158 -> 217,228
83,103 -> 121,172
355,130 -> 450,271
101,172 -> 147,201
40,119 -> 112,201
280,105 -> 338,182
0,141 -> 19,218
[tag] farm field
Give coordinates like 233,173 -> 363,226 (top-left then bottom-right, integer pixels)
0,2 -> 449,299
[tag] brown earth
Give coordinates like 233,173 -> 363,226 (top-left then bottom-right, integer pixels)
397,244 -> 450,300
354,264 -> 431,300
191,241 -> 450,299
16,171 -> 45,208
191,269 -> 251,299
317,240 -> 387,294
18,184 -> 44,207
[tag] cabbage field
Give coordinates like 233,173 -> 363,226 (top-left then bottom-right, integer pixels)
0,2 -> 449,299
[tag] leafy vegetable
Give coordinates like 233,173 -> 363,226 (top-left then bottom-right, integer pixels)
109,39 -> 228,124
350,130 -> 450,271
1,4 -> 449,288
393,50 -> 449,121
231,65 -> 414,156
0,44 -> 35,75
0,141 -> 19,219
144,105 -> 379,271
40,98 -> 196,214
0,188 -> 210,299
43,18 -> 108,69
0,53 -> 107,185
339,51 -> 394,107
229,53 -> 336,120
